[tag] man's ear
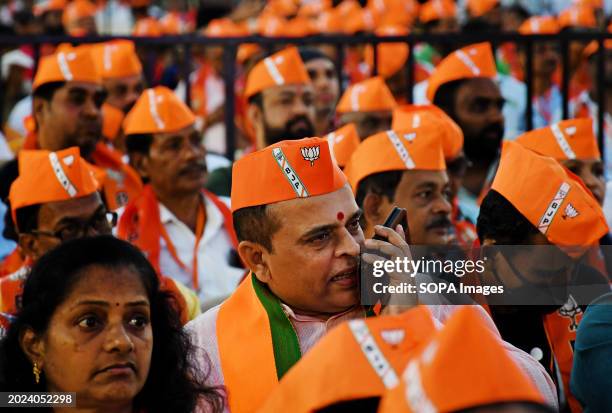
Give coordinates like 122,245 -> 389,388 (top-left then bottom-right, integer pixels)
362,192 -> 385,231
237,240 -> 272,283
130,151 -> 150,181
19,327 -> 45,370
246,102 -> 262,129
18,233 -> 42,262
32,97 -> 48,128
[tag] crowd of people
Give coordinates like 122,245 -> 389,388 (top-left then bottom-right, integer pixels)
0,0 -> 611,412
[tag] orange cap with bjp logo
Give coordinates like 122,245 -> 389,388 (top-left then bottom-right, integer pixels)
102,103 -> 124,141
325,123 -> 360,168
378,307 -> 545,413
90,40 -> 142,80
33,46 -> 101,92
9,147 -> 101,223
466,0 -> 498,18
123,86 -> 196,135
559,6 -> 597,28
244,46 -> 311,99
393,104 -> 464,160
344,128 -> 446,193
231,137 -> 347,211
519,16 -> 560,34
419,0 -> 456,23
516,118 -> 600,161
363,25 -> 410,79
492,141 -> 608,250
336,76 -> 397,114
426,42 -> 497,103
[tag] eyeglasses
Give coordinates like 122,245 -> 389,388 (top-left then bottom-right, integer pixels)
30,211 -> 118,242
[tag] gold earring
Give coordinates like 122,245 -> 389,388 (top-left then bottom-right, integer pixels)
33,362 -> 40,384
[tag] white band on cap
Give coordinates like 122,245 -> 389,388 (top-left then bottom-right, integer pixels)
387,131 -> 416,169
264,57 -> 285,86
538,182 -> 571,234
147,89 -> 165,130
455,49 -> 481,76
56,53 -> 74,81
550,123 -> 576,159
350,85 -> 366,112
49,152 -> 77,197
272,147 -> 309,198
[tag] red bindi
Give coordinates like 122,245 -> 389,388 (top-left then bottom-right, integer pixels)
337,212 -> 344,221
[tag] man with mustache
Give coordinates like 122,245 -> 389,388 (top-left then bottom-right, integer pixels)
205,46 -> 315,197
119,86 -> 244,310
428,42 -> 505,224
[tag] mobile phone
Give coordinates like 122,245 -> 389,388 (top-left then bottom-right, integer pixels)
373,207 -> 410,243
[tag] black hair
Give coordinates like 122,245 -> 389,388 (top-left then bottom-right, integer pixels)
0,235 -> 224,413
457,401 -> 555,413
125,133 -> 154,155
13,10 -> 35,26
355,170 -> 403,228
298,47 -> 335,65
232,205 -> 281,252
477,189 -> 539,245
247,91 -> 263,107
14,204 -> 41,235
32,81 -> 65,102
432,79 -> 465,122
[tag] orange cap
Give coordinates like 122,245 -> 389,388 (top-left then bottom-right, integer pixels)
244,47 -> 311,99
559,6 -> 597,28
298,0 -> 331,18
344,129 -> 446,193
516,118 -> 600,161
133,17 -> 163,37
342,7 -> 378,34
364,25 -> 410,79
426,42 -> 497,103
102,103 -> 125,141
336,76 -> 397,114
419,0 -> 456,23
325,123 -> 360,168
159,12 -> 182,35
231,137 -> 347,211
123,86 -> 196,135
90,40 -> 142,79
263,0 -> 299,18
315,9 -> 344,34
367,0 -> 420,28
33,46 -> 101,92
572,0 -> 603,9
466,0 -> 499,18
237,44 -> 262,64
205,18 -> 249,37
9,147 -> 101,223
491,141 -> 608,250
34,0 -> 67,16
393,104 -> 464,159
519,16 -> 560,34
378,307 -> 545,413
62,0 -> 97,28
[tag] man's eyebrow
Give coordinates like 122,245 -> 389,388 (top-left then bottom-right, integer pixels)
414,182 -> 437,191
299,209 -> 363,240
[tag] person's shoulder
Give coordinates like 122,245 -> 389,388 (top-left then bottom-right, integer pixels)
185,304 -> 222,346
205,166 -> 233,198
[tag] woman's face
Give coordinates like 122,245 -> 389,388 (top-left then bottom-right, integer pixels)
25,265 -> 153,409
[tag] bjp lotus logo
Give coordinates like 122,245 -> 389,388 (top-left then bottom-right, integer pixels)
301,146 -> 320,166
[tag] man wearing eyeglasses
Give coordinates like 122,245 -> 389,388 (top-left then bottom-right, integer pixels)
0,147 -> 199,328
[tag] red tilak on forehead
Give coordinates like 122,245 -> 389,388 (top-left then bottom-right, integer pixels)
337,212 -> 344,221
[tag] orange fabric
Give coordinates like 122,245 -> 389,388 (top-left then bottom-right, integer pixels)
342,7 -> 379,34
90,40 -> 142,79
62,0 -> 96,27
259,306 -> 437,413
91,143 -> 143,210
34,0 -> 66,15
367,0 -> 420,28
336,76 -> 397,114
263,0 -> 299,18
364,25 -> 409,79
344,128 -> 447,193
129,0 -> 151,7
123,86 -> 196,135
231,137 -> 347,211
298,0 -> 331,18
315,9 -> 344,34
256,14 -> 287,36
160,12 -> 184,35
133,17 -> 163,37
33,46 -> 101,91
101,103 -> 124,141
237,44 -> 261,64
419,0 -> 456,23
516,118 -> 600,161
0,249 -> 25,278
392,104 -> 464,159
466,0 -> 498,18
519,16 -> 560,34
244,46 -> 311,99
204,18 -> 249,37
217,274 -> 278,413
426,42 -> 497,102
9,147 -> 101,224
0,265 -> 29,315
559,6 -> 597,28
491,141 -> 608,252
325,123 -> 360,168
379,307 -> 544,412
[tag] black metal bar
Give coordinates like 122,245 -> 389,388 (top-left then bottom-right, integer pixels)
223,43 -> 237,162
561,36 -> 570,120
596,35 -> 605,154
406,37 -> 414,104
372,38 -> 378,77
183,42 -> 192,107
32,42 -> 41,80
525,38 -> 534,131
335,43 -> 345,97
0,52 -> 3,127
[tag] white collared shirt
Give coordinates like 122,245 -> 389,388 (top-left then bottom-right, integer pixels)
158,195 -> 244,310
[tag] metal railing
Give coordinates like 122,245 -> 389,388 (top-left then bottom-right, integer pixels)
1,30 -> 610,160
